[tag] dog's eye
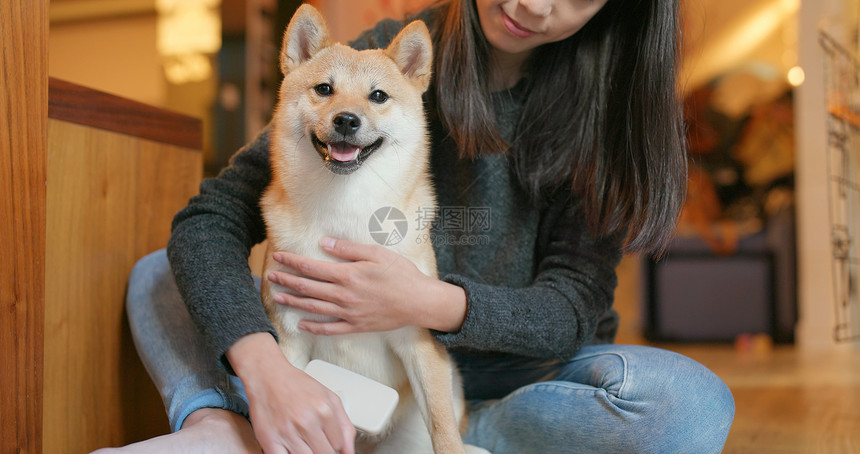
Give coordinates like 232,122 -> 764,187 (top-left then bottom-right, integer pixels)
369,90 -> 389,104
314,83 -> 333,96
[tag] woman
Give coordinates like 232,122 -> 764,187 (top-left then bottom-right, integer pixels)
107,0 -> 735,453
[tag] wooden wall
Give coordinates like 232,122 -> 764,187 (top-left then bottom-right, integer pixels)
0,1 -> 48,453
2,0 -> 202,450
42,79 -> 203,452
1,67 -> 203,453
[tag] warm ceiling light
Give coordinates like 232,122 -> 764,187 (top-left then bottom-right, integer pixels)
787,66 -> 805,87
156,0 -> 221,84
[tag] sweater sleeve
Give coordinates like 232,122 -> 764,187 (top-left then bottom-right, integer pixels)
432,196 -> 624,361
167,128 -> 276,372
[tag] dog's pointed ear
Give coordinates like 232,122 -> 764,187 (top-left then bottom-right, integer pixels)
280,4 -> 331,75
384,21 -> 433,91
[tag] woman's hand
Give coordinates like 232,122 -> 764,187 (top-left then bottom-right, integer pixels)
226,332 -> 356,454
266,237 -> 467,335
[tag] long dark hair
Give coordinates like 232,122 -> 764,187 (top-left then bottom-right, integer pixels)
428,0 -> 687,253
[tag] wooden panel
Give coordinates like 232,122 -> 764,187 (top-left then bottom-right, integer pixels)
44,119 -> 202,452
0,0 -> 48,453
48,77 -> 202,150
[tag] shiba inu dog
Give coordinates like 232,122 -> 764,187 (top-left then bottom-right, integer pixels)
260,5 -> 485,454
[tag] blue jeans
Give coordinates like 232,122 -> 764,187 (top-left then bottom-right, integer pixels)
128,250 -> 734,454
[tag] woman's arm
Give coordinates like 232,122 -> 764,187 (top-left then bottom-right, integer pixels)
434,195 -> 624,360
167,127 -> 276,371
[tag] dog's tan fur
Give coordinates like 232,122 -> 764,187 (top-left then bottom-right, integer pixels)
260,5 -> 476,453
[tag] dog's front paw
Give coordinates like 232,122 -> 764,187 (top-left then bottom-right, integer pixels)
464,444 -> 492,454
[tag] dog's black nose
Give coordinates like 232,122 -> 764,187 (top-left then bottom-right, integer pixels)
333,112 -> 361,136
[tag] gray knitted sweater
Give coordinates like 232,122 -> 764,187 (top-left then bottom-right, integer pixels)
166,13 -> 622,393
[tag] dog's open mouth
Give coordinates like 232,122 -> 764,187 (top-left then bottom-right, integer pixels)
311,133 -> 383,175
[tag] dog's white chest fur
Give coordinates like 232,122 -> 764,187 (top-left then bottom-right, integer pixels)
261,188 -> 427,386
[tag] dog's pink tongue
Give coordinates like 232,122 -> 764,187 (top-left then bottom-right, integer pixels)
328,143 -> 360,162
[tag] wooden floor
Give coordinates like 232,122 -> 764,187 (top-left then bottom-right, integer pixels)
614,257 -> 860,454
668,344 -> 860,454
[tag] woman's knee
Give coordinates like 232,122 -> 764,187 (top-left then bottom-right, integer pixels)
465,358 -> 733,454
552,345 -> 734,453
127,249 -> 175,318
619,346 -> 735,454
